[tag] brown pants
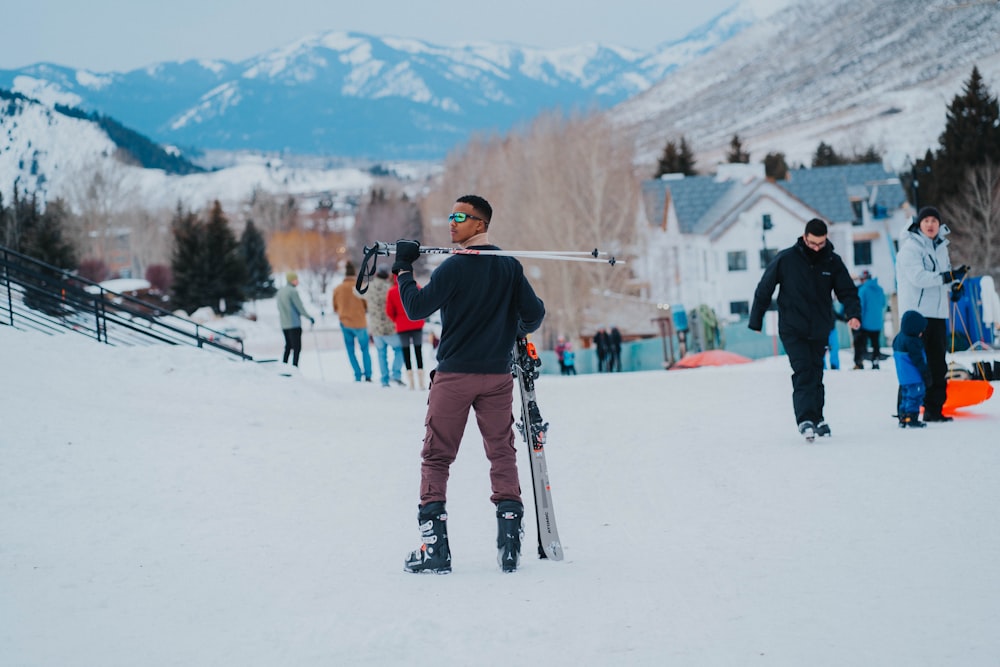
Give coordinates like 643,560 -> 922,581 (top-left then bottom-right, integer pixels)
419,371 -> 521,506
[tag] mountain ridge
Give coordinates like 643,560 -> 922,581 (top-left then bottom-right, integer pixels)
0,6 -> 760,160
615,0 -> 1000,169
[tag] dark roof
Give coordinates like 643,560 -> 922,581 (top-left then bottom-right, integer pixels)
642,176 -> 735,233
643,163 -> 908,232
777,163 -> 907,223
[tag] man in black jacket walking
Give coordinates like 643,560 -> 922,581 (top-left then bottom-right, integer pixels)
749,218 -> 861,441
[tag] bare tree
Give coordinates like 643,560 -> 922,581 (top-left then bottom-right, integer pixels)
124,206 -> 174,279
942,160 -> 1000,283
63,160 -> 140,272
244,188 -> 299,235
351,188 -> 422,260
428,111 -> 639,346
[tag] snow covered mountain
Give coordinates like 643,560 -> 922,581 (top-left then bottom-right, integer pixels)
0,6 -> 763,160
614,0 -> 1000,169
0,91 -> 374,210
3,0 -> 996,201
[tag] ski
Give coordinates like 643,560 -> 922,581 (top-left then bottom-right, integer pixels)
512,337 -> 564,560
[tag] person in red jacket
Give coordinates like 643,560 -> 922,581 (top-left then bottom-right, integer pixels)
386,274 -> 426,389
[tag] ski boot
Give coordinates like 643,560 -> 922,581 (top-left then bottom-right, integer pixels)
798,420 -> 816,443
496,500 -> 524,573
899,413 -> 926,428
815,420 -> 831,437
404,501 -> 452,574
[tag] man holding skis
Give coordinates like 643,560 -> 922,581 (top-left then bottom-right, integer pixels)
392,194 -> 545,574
749,218 -> 860,441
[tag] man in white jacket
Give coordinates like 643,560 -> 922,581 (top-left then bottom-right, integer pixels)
895,206 -> 968,422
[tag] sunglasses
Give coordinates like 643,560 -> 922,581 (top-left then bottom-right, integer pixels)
448,212 -> 484,223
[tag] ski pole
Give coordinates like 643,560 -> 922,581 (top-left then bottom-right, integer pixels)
311,324 -> 325,382
368,241 -> 621,263
356,241 -> 623,293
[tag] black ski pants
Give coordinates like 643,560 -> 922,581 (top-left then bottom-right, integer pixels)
282,327 -> 303,366
853,329 -> 881,366
922,318 -> 949,417
781,335 -> 827,426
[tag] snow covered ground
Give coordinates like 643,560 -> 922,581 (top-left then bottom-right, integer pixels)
2,312 -> 1000,666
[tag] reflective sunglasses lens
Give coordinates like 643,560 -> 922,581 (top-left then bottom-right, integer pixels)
449,212 -> 468,222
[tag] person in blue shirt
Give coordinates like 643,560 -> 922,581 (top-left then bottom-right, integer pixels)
853,270 -> 887,369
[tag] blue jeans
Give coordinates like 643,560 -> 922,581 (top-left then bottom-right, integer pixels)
373,334 -> 404,385
341,326 -> 372,381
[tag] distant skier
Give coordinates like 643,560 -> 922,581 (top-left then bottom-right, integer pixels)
393,194 -> 545,574
748,218 -> 860,442
275,271 -> 314,367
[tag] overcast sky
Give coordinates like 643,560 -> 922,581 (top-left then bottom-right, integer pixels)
2,0 -> 744,72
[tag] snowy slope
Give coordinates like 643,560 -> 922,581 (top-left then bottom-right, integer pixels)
2,312 -> 999,665
615,0 -> 1000,168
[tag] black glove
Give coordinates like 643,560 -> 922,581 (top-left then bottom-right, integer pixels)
950,283 -> 964,302
392,239 -> 420,274
941,265 -> 969,283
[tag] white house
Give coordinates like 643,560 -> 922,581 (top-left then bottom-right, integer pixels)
636,163 -> 914,325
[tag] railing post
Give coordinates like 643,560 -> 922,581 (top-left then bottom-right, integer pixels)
2,249 -> 13,327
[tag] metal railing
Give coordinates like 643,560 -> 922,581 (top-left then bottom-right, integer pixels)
1,245 -> 251,360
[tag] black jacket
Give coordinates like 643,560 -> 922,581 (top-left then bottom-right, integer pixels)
397,245 -> 545,374
748,237 -> 860,341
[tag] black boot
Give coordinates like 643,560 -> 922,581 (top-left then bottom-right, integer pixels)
404,502 -> 451,574
900,413 -> 926,428
496,500 -> 524,573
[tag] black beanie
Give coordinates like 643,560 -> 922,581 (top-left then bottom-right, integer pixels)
916,206 -> 942,225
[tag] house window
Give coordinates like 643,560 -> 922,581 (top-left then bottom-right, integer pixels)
854,240 -> 872,265
727,251 -> 747,271
730,301 -> 749,318
851,200 -> 864,225
760,247 -> 778,268
762,214 -> 773,230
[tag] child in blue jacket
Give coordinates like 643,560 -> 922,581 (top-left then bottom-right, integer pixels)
893,310 -> 931,428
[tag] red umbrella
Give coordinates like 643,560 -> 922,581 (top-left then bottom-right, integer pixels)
671,350 -> 753,369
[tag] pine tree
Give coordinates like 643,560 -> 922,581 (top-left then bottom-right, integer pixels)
850,145 -> 883,165
202,200 -> 247,315
240,219 -> 276,301
654,136 -> 697,177
170,203 -> 206,315
9,192 -> 78,314
764,152 -> 790,180
927,66 -> 1000,205
726,134 -> 750,163
25,198 -> 77,270
812,142 -> 847,167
